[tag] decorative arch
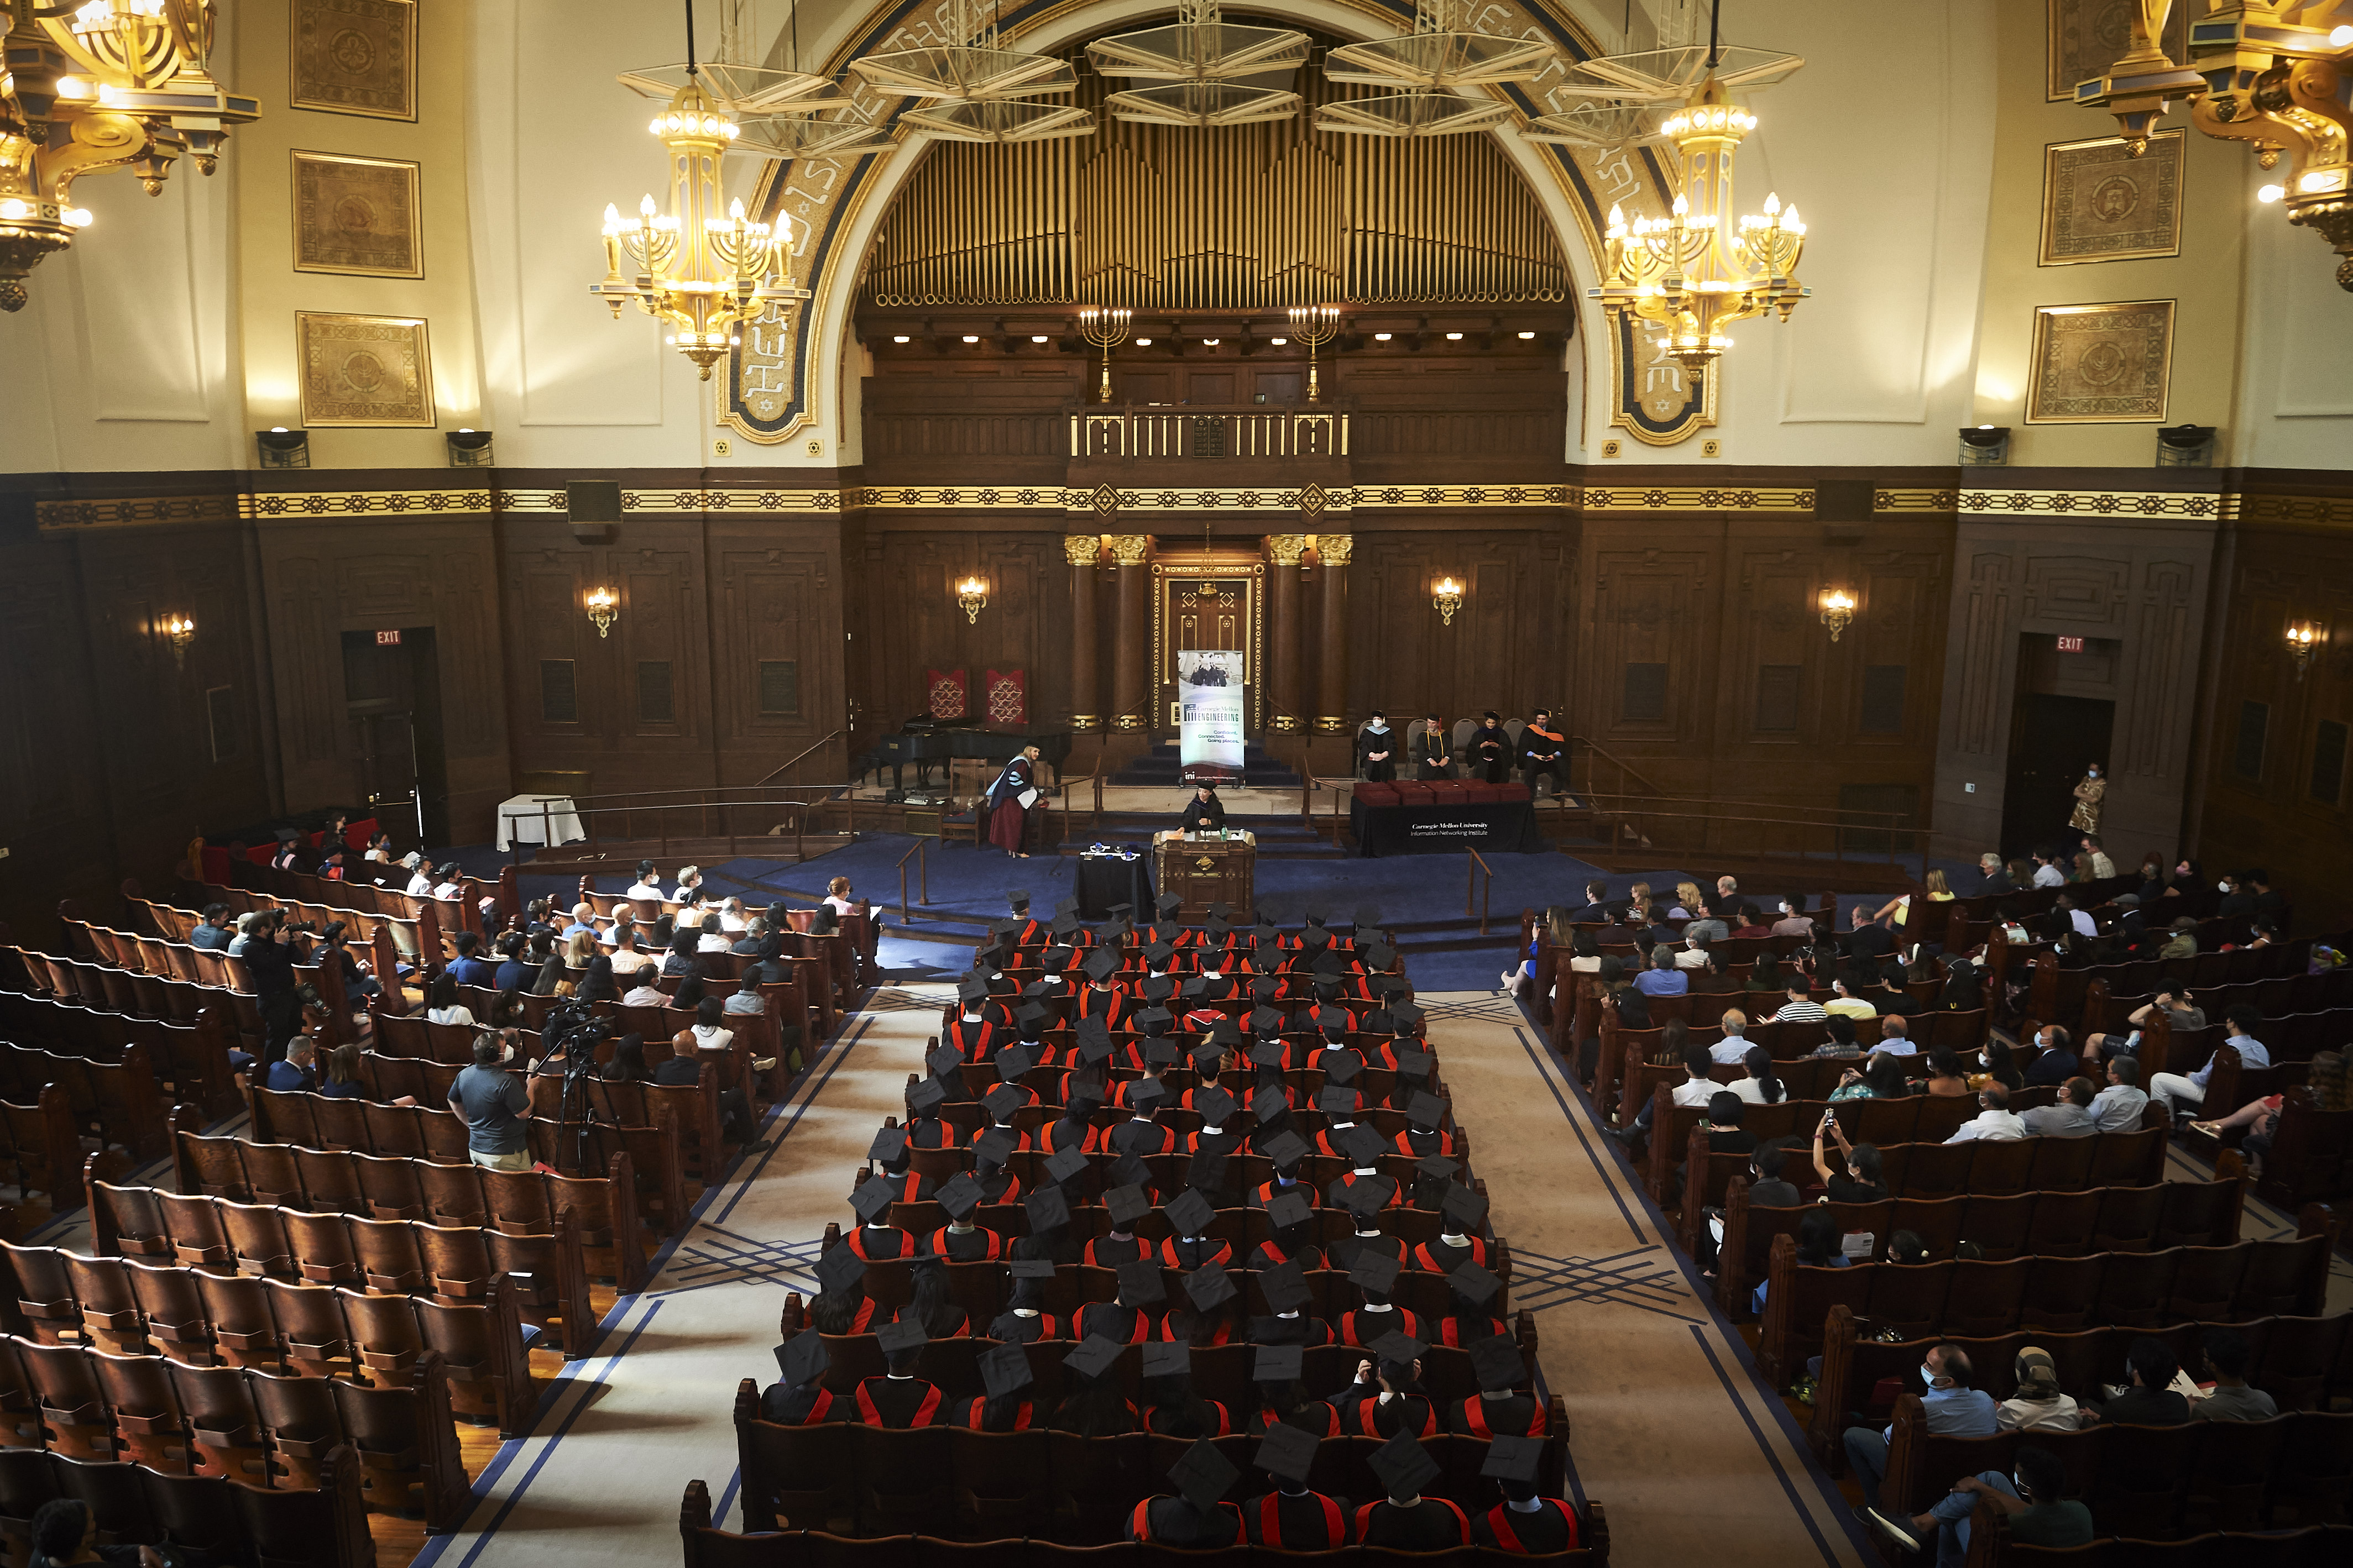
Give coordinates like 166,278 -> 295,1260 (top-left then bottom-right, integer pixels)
721,0 -> 1683,448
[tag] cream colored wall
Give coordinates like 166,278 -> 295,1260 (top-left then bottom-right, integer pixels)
2232,134 -> 2353,468
1967,0 -> 2252,465
232,0 -> 484,468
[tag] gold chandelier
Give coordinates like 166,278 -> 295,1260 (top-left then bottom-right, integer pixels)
592,3 -> 808,379
2077,2 -> 2353,291
1589,73 -> 1809,368
0,0 -> 256,312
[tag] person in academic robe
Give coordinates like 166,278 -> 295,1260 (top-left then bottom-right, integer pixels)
1127,1441 -> 1245,1546
959,1341 -> 1041,1431
1242,1422 -> 1353,1547
1470,712 -> 1512,783
1447,1335 -> 1548,1438
1471,1438 -> 1582,1554
1413,714 -> 1452,780
1518,709 -> 1565,796
1353,1433 -> 1471,1548
1180,784 -> 1228,835
852,1323 -> 948,1427
985,744 -> 1043,858
1356,712 -> 1398,781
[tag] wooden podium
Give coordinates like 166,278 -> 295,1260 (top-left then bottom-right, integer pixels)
1154,830 -> 1256,920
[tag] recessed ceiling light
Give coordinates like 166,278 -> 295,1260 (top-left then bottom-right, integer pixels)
1136,337 -> 1153,345
1031,334 -> 1049,343
1445,332 -> 1463,340
1517,331 -> 1535,339
1374,332 -> 1392,341
1203,338 -> 1220,345
892,335 -> 910,343
961,334 -> 980,343
1270,337 -> 1288,345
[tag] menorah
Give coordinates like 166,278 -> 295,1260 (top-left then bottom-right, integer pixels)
1079,307 -> 1132,403
1287,305 -> 1341,402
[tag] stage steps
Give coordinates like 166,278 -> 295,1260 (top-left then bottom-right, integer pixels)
1107,740 -> 1304,789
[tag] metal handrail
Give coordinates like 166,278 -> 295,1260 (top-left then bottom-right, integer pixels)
1467,849 -> 1493,936
1589,804 -> 1910,868
502,786 -> 860,869
1567,735 -> 1671,800
1573,789 -> 1907,826
755,728 -> 849,788
897,839 -> 928,924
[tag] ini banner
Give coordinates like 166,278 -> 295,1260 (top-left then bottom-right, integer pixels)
1178,651 -> 1246,776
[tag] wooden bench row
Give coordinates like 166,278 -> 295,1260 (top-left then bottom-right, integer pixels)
0,985 -> 245,1120
0,1441 -> 373,1568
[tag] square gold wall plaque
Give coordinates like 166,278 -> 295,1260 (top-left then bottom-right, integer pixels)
292,0 -> 417,121
2025,300 -> 2175,423
292,150 -> 422,276
297,312 -> 436,427
2047,0 -> 2190,102
2041,130 -> 2183,265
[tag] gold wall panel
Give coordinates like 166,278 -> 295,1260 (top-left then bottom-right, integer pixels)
860,36 -> 1570,311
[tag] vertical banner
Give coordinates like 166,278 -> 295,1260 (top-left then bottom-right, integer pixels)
1178,651 -> 1246,777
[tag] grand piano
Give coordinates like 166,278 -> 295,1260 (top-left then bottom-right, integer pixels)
860,717 -> 1073,793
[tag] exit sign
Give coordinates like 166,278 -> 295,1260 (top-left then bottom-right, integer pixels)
375,630 -> 402,646
2056,635 -> 2085,653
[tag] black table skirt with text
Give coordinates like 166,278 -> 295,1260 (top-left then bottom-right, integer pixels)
1348,798 -> 1545,857
1075,854 -> 1157,917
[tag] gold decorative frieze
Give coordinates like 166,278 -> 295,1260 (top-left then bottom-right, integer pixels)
1956,489 -> 2223,520
498,488 -> 844,514
1578,485 -> 1815,512
1873,489 -> 1961,513
1355,485 -> 1570,510
34,495 -> 243,531
244,488 -> 491,519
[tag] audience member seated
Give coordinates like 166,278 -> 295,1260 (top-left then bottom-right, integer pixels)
1944,1083 -> 2025,1143
2021,1025 -> 2079,1086
1868,1435 -> 2089,1566
2150,1005 -> 2269,1121
1842,1344 -> 1996,1513
2020,1077 -> 2098,1136
2190,1327 -> 2277,1423
2087,1336 -> 2190,1426
1633,947 -> 1688,997
1354,1434 -> 1471,1548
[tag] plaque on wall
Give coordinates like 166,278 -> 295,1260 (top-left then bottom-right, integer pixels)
296,311 -> 436,427
2047,0 -> 2190,102
292,150 -> 422,277
292,0 -> 417,122
2025,299 -> 2174,423
2040,130 -> 2182,265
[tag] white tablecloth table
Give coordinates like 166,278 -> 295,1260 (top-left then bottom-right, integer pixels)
496,794 -> 585,849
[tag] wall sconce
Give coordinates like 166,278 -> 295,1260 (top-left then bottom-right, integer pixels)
159,615 -> 196,668
255,428 -> 310,469
446,428 -> 495,468
584,586 -> 619,638
2287,620 -> 2326,680
1820,588 -> 1857,642
1431,575 -> 1465,626
2155,423 -> 2216,468
1957,425 -> 2009,466
956,575 -> 989,623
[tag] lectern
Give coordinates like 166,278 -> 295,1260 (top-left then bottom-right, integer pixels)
1154,830 -> 1256,921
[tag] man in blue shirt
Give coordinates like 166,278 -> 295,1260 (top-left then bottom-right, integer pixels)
264,1035 -> 320,1093
1632,950 -> 1688,998
2150,1005 -> 2269,1119
445,931 -> 499,989
1843,1344 -> 1997,1512
561,902 -> 599,941
189,904 -> 233,951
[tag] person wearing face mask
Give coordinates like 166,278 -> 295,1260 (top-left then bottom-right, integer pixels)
448,1030 -> 532,1172
1868,1441 -> 2090,1565
1769,895 -> 1816,940
2067,762 -> 2105,835
1356,712 -> 1397,782
1842,1344 -> 1996,1515
2215,870 -> 2255,922
2077,833 -> 2114,880
2021,1025 -> 2080,1087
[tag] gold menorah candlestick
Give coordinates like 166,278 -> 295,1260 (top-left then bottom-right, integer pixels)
1079,307 -> 1132,403
1287,305 -> 1341,402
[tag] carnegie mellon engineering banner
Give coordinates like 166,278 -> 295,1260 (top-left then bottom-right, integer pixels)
1178,651 -> 1246,777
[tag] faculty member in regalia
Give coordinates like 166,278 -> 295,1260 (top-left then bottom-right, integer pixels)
987,744 -> 1044,858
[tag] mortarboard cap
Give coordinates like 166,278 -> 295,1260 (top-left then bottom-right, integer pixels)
936,1172 -> 984,1221
1264,1187 -> 1312,1231
1303,906 -> 1328,926
1208,903 -> 1233,920
1180,976 -> 1211,1000
1056,895 -> 1080,915
876,1318 -> 928,1359
1353,902 -> 1383,928
866,1128 -> 909,1165
1193,1086 -> 1235,1127
1443,1184 -> 1490,1230
1008,890 -> 1032,911
1369,1329 -> 1425,1367
1186,1037 -> 1225,1072
1168,1438 -> 1240,1512
1142,1341 -> 1191,1380
926,1042 -> 964,1077
1262,1130 -> 1309,1170
1185,1261 -> 1237,1312
1259,1257 -> 1311,1314
1248,1037 -> 1288,1069
1408,1092 -> 1448,1130
1164,1187 -> 1214,1237
908,1077 -> 949,1115
848,1181 -> 896,1224
1250,975 -> 1283,1000
1317,1084 -> 1359,1119
1392,1048 -> 1433,1080
1062,1334 -> 1123,1381
1008,1256 -> 1058,1281
979,1340 -> 1034,1398
1105,1183 -> 1152,1229
775,1328 -> 829,1387
1349,1250 -> 1402,1296
1110,1119 -> 1163,1158
1134,1006 -> 1175,1035
996,1042 -> 1039,1079
1075,1025 -> 1115,1067
973,1127 -> 1016,1168
1144,941 -> 1177,968
1482,1434 -> 1544,1485
983,1085 -> 1026,1125
957,977 -> 989,1004
1014,1001 -> 1051,1034
1126,1076 -> 1168,1109
1110,1151 -> 1153,1194
1140,1038 -> 1179,1069
1339,1124 -> 1388,1167
1470,1331 -> 1528,1392
1023,1185 -> 1070,1232
814,1245 -> 867,1295
1186,1148 -> 1229,1194
1155,893 -> 1184,917
1208,1016 -> 1243,1046
1415,1155 -> 1461,1183
1364,943 -> 1398,972
1252,1342 -> 1304,1384
1083,948 -> 1120,982
1116,1258 -> 1167,1305
1340,1176 -> 1395,1219
1044,1145 -> 1089,1186
1253,1422 -> 1319,1486
1449,1261 -> 1502,1309
1321,1050 -> 1361,1085
1368,1433 -> 1442,1499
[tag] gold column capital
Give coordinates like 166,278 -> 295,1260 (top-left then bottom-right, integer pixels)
1316,533 -> 1353,566
1107,534 -> 1151,566
1063,533 -> 1104,566
1265,532 -> 1309,567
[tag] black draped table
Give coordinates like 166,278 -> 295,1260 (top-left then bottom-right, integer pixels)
1074,853 -> 1157,917
1348,798 -> 1545,858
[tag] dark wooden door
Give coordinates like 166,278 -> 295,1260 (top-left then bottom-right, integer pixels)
2001,694 -> 2114,856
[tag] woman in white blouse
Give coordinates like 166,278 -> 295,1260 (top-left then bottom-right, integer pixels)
695,914 -> 731,953
824,877 -> 858,917
718,896 -> 748,933
421,973 -> 475,1027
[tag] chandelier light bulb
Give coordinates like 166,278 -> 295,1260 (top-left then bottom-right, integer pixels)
2333,25 -> 2353,46
2258,183 -> 2285,203
1202,337 -> 1220,344
55,75 -> 87,98
639,194 -> 656,217
962,334 -> 980,343
64,208 -> 92,227
1445,331 -> 1462,339
0,200 -> 24,219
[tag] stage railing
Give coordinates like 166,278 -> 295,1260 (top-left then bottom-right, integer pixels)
897,840 -> 929,923
1467,849 -> 1494,936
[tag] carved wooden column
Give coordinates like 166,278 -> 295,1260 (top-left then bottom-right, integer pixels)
1266,533 -> 1306,733
1108,534 -> 1152,731
1315,532 -> 1351,735
1065,533 -> 1102,731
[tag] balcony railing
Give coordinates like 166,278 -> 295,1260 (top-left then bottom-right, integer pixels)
1069,404 -> 1349,462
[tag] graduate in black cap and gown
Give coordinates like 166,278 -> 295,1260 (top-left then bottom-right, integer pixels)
1127,1440 -> 1243,1545
1355,1434 -> 1473,1547
1333,1334 -> 1441,1439
1243,1422 -> 1353,1547
763,1328 -> 841,1424
1471,1437 -> 1583,1552
960,1340 -> 1041,1431
984,1255 -> 1063,1343
855,1320 -> 947,1427
1449,1334 -> 1548,1438
1249,1343 -> 1341,1437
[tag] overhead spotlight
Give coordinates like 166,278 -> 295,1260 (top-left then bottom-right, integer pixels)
892,334 -> 911,343
1374,332 -> 1392,341
1517,331 -> 1535,339
1136,336 -> 1153,345
1032,334 -> 1049,343
1445,332 -> 1462,340
1202,338 -> 1220,345
961,334 -> 980,343
1270,337 -> 1288,345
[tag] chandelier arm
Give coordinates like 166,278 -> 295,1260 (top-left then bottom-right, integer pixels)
685,0 -> 699,77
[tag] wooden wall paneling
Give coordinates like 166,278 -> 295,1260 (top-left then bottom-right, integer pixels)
712,522 -> 848,784
0,534 -> 114,932
1728,545 -> 1818,748
974,533 -> 1054,728
1581,535 -> 1718,778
